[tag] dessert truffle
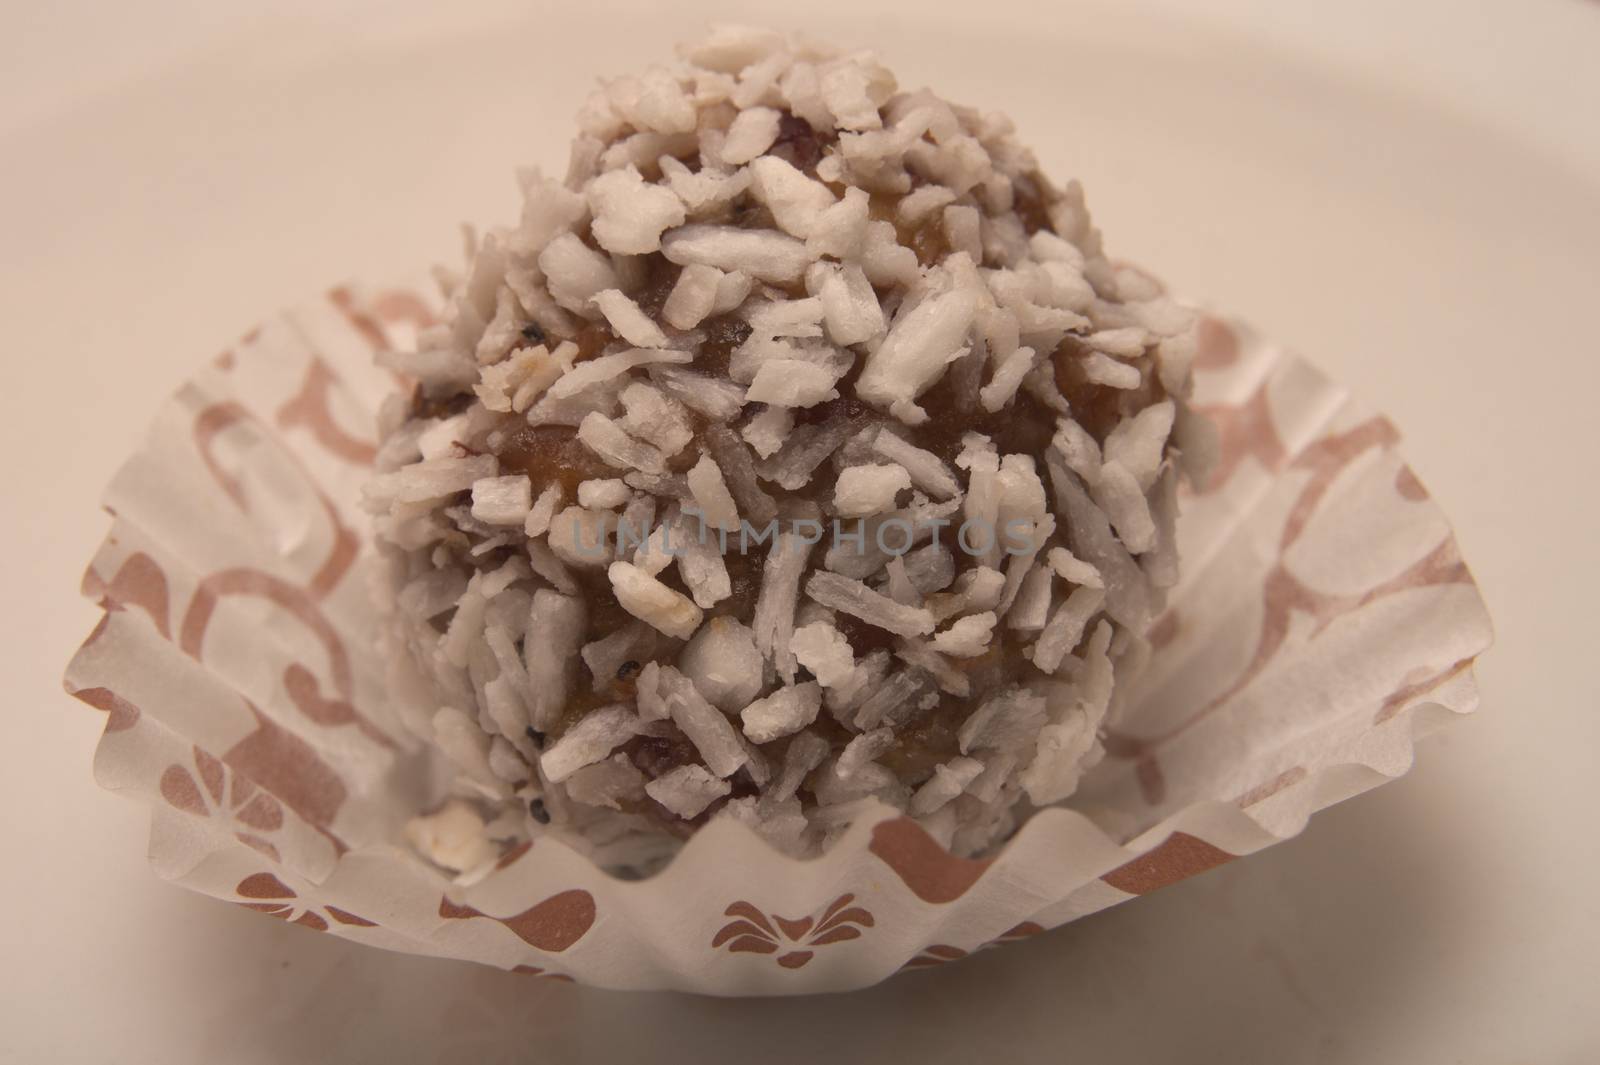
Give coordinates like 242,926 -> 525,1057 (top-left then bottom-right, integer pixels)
366,27 -> 1204,871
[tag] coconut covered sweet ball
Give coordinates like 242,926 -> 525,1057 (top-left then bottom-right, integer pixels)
366,26 -> 1209,873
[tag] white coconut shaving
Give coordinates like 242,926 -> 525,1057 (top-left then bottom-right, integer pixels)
470,475 -> 533,526
806,571 -> 935,637
609,561 -> 704,639
577,412 -> 669,474
685,454 -> 742,532
1032,586 -> 1106,674
872,430 -> 960,500
587,166 -> 687,255
680,618 -> 764,711
574,478 -> 627,510
591,290 -> 671,348
650,365 -> 747,421
909,757 -> 984,816
663,225 -> 810,282
833,462 -> 911,517
855,284 -> 978,423
651,664 -> 748,778
405,800 -> 501,874
1047,545 -> 1104,589
646,765 -> 732,819
721,106 -> 782,164
373,28 -> 1201,871
565,754 -> 648,810
932,611 -> 997,658
539,705 -> 646,782
740,682 -> 823,743
741,405 -> 793,459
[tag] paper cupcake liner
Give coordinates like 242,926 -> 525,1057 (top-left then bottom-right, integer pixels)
64,282 -> 1492,994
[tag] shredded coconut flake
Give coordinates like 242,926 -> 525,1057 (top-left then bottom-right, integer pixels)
649,366 -> 748,422
720,106 -> 782,164
680,618 -> 765,711
932,611 -> 997,657
619,382 -> 695,455
576,478 -> 631,510
591,289 -> 671,348
1047,545 -> 1104,589
1092,459 -> 1157,554
740,682 -> 823,743
1086,326 -> 1149,358
609,560 -> 704,639
578,412 -> 670,474
745,297 -> 824,338
657,664 -> 748,777
856,284 -> 978,423
588,165 -> 688,254
551,346 -> 689,400
909,757 -> 984,815
742,359 -> 839,407
470,475 -> 533,526
539,232 -> 619,316
872,430 -> 960,500
807,187 -> 871,260
1032,586 -> 1106,673
647,764 -> 732,818
741,405 -> 793,459
685,453 -> 742,531
748,155 -> 838,239
834,462 -> 912,517
1103,400 -> 1176,492
806,570 -> 934,637
753,532 -> 811,681
540,704 -> 643,782
1081,350 -> 1141,389
662,263 -> 723,330
662,224 -> 811,282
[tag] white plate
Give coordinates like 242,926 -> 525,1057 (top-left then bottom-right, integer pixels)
3,1 -> 1597,1061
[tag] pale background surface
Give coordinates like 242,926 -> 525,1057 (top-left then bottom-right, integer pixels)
3,0 -> 1598,1061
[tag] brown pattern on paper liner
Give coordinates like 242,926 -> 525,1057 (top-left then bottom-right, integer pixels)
1100,832 -> 1236,895
1374,657 -> 1476,726
235,872 -> 376,933
64,289 -> 427,873
438,890 -> 597,953
192,399 -> 359,600
182,385 -> 395,746
276,357 -> 379,466
868,818 -> 994,903
65,685 -> 140,733
1107,534 -> 1471,771
511,965 -> 575,983
180,569 -> 353,706
1192,314 -> 1241,372
713,895 -> 875,969
221,704 -> 349,850
73,546 -> 360,852
329,284 -> 437,353
900,922 -> 1046,972
1104,318 -> 1482,814
62,286 -> 1491,993
1187,409 -> 1472,745
82,551 -> 172,638
161,744 -> 287,862
165,509 -> 392,753
81,393 -> 385,724
1194,364 -> 1287,492
110,680 -> 351,858
1233,767 -> 1310,809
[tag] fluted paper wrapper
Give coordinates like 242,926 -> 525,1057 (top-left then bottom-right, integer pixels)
64,283 -> 1492,994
